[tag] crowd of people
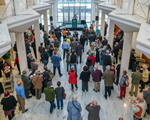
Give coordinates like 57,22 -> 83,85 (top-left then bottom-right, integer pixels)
0,23 -> 150,120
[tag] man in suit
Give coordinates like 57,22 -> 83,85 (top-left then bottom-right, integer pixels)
76,41 -> 83,64
102,65 -> 115,99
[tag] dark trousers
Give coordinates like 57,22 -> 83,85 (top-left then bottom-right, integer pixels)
141,81 -> 146,90
0,68 -> 2,77
82,81 -> 88,92
115,74 -> 120,85
63,49 -> 68,60
8,111 -> 15,120
147,103 -> 150,114
30,83 -> 35,95
49,101 -> 56,113
57,37 -> 61,42
53,65 -> 61,76
133,115 -> 142,120
71,84 -> 78,90
114,55 -> 118,64
77,55 -> 82,63
104,86 -> 111,99
103,65 -> 106,72
25,89 -> 30,98
16,64 -> 21,74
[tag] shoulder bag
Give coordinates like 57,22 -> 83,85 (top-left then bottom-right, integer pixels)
62,87 -> 66,99
72,101 -> 83,120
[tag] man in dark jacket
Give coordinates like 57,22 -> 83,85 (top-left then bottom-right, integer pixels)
143,84 -> 150,114
54,38 -> 60,48
102,65 -> 115,99
27,53 -> 32,69
101,36 -> 108,46
31,39 -> 37,59
41,48 -> 49,66
86,100 -> 100,120
102,50 -> 112,72
21,70 -> 32,99
113,42 -> 120,64
92,65 -> 103,92
80,34 -> 86,52
129,49 -> 136,71
115,61 -> 121,85
55,29 -> 61,42
67,29 -> 71,36
76,41 -> 83,63
89,33 -> 96,46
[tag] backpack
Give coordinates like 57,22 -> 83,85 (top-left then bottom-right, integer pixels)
121,75 -> 129,87
41,51 -> 48,61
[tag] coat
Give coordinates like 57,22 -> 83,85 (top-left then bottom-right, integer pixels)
68,70 -> 77,84
67,101 -> 82,120
32,74 -> 43,89
86,104 -> 100,120
44,87 -> 55,102
131,71 -> 142,85
102,70 -> 114,86
54,40 -> 60,48
71,41 -> 77,51
31,62 -> 38,73
142,69 -> 149,82
143,88 -> 150,104
76,44 -> 83,55
21,75 -> 31,90
92,70 -> 103,82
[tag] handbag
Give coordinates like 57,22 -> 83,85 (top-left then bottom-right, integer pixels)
72,102 -> 83,120
62,87 -> 66,99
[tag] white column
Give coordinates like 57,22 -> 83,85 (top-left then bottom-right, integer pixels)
44,11 -> 48,33
100,10 -> 105,39
107,19 -> 114,47
96,5 -> 99,30
10,33 -> 16,59
34,20 -> 41,62
49,6 -> 53,24
92,2 -> 96,21
13,0 -> 21,15
15,33 -> 28,73
120,32 -> 133,81
128,0 -> 135,15
53,3 -> 57,26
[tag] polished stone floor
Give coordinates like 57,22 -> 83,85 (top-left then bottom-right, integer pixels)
0,31 -> 150,120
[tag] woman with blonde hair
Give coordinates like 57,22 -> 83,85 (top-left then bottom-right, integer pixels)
68,66 -> 78,92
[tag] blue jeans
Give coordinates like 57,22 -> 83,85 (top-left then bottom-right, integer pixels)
70,63 -> 77,73
67,63 -> 71,72
63,36 -> 66,40
56,98 -> 63,109
43,60 -> 48,66
49,101 -> 56,113
99,54 -> 103,65
53,65 -> 61,76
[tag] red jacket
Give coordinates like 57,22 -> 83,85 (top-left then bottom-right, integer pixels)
14,57 -> 19,65
88,56 -> 96,66
68,70 -> 77,84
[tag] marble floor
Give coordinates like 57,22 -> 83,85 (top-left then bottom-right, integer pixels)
0,31 -> 150,120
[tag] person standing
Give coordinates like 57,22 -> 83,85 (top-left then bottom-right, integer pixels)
113,42 -> 120,64
32,71 -> 43,99
21,70 -> 32,99
71,38 -> 77,52
66,36 -> 71,45
62,39 -> 70,60
30,58 -> 38,74
41,48 -> 49,66
14,53 -> 20,75
86,100 -> 100,120
129,49 -> 136,70
54,38 -> 60,48
66,52 -> 71,72
15,81 -> 28,113
1,91 -> 18,120
130,95 -> 146,120
140,65 -> 149,92
67,95 -> 82,120
79,66 -> 90,92
38,43 -> 44,54
87,53 -> 96,66
67,29 -> 71,36
44,82 -> 56,113
101,36 -> 108,46
129,67 -> 142,97
62,28 -> 67,40
31,39 -> 37,59
51,51 -> 63,77
143,84 -> 150,114
43,31 -> 48,47
119,70 -> 129,100
55,81 -> 65,110
102,50 -> 112,72
76,41 -> 83,64
92,65 -> 103,92
80,34 -> 86,52
70,51 -> 77,73
55,29 -> 61,42
68,66 -> 78,92
102,66 -> 114,99
115,61 -> 121,85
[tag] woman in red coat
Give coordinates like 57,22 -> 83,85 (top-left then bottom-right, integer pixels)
68,66 -> 78,92
87,52 -> 96,66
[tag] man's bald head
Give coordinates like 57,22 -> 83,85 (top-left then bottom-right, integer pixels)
17,81 -> 22,86
94,65 -> 98,70
92,100 -> 97,106
119,117 -> 123,120
137,95 -> 144,102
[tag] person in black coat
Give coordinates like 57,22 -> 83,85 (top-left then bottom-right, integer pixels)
1,91 -> 18,120
115,61 -> 121,85
55,29 -> 61,42
129,49 -> 136,70
27,53 -> 32,69
101,36 -> 108,46
113,42 -> 120,64
102,50 -> 112,72
80,66 -> 90,92
31,39 -> 37,59
89,33 -> 96,46
80,34 -> 86,52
